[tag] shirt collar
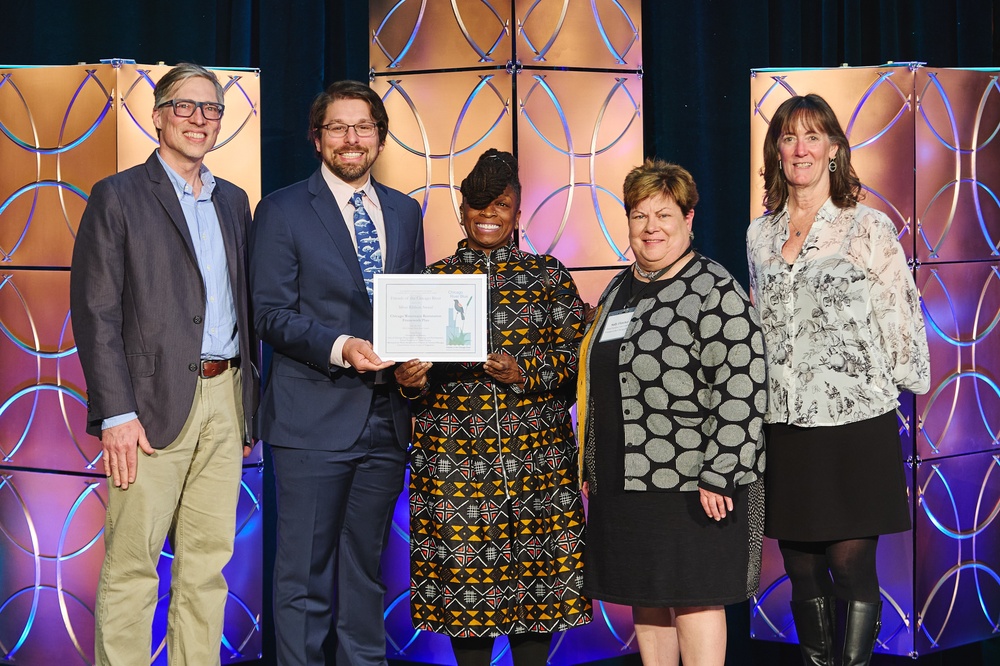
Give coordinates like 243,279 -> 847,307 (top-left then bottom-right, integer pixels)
816,196 -> 839,222
156,153 -> 215,199
320,163 -> 380,212
455,238 -> 518,264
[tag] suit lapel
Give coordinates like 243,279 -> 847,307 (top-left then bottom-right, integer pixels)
308,170 -> 368,296
372,178 -> 398,274
212,187 -> 241,297
145,153 -> 199,264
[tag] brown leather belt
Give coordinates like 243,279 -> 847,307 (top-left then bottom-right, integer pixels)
200,357 -> 240,378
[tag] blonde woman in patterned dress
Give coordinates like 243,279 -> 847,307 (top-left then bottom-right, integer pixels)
394,149 -> 591,666
578,159 -> 767,666
747,93 -> 930,666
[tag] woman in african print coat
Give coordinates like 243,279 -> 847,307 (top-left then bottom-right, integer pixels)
395,149 -> 591,666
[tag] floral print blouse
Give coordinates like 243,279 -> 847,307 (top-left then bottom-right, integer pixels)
747,199 -> 930,426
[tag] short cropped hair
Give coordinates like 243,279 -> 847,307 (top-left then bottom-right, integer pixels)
308,80 -> 389,157
623,158 -> 699,216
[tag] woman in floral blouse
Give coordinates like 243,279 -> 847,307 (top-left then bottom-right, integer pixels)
747,93 -> 930,666
394,149 -> 591,666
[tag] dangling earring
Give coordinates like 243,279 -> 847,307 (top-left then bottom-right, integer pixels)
828,159 -> 837,173
689,231 -> 695,241
778,159 -> 782,170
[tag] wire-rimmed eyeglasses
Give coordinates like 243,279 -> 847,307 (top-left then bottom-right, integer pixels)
317,122 -> 379,138
156,99 -> 225,120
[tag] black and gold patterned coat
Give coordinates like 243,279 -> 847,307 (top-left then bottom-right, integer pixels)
406,239 -> 592,637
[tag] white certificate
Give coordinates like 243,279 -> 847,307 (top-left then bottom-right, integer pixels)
373,273 -> 489,362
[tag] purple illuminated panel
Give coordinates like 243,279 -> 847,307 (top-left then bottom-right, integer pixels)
0,464 -> 263,665
0,469 -> 105,663
0,269 -> 94,473
915,69 -> 1000,263
382,472 -> 637,665
914,451 -> 1000,653
917,262 -> 1000,459
751,443 -> 917,657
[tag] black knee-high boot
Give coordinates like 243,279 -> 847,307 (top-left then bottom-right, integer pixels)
790,597 -> 835,665
836,599 -> 882,666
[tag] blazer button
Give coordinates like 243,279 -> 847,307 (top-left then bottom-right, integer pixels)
193,316 -> 203,324
189,363 -> 198,372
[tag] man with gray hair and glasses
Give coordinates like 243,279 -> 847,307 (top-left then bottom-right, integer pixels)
71,62 -> 258,665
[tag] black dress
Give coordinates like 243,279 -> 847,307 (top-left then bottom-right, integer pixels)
582,275 -> 764,607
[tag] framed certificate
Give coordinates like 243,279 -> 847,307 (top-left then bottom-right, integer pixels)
373,273 -> 489,362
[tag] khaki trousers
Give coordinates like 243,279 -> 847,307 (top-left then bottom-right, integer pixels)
95,368 -> 244,666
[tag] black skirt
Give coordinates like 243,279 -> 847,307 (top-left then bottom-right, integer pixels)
584,479 -> 764,607
764,411 -> 912,541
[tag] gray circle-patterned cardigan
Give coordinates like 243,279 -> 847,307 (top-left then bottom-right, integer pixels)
579,254 -> 768,495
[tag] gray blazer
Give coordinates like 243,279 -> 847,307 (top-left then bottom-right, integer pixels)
70,151 -> 259,448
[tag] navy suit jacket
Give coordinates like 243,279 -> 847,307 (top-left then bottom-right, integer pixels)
250,168 -> 425,450
70,151 -> 259,447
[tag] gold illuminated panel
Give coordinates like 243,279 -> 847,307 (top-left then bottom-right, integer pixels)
517,70 -> 640,267
370,1 -> 641,73
372,72 -> 515,265
0,65 -> 117,268
372,3 -> 644,664
370,0 -> 514,72
514,0 -> 641,70
0,64 -> 260,271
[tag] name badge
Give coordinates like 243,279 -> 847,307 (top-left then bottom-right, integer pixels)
599,308 -> 635,342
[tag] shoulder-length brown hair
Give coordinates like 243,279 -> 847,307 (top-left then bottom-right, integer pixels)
762,93 -> 862,213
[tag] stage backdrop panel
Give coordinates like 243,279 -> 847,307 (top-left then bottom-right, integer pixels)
749,64 -> 1000,658
371,1 -> 643,663
0,61 -> 262,665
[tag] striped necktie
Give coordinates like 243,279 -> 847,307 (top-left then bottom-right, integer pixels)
351,191 -> 383,301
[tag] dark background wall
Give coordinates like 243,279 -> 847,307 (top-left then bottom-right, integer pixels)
3,2 -> 998,664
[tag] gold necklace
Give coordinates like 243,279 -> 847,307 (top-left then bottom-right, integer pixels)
789,216 -> 810,237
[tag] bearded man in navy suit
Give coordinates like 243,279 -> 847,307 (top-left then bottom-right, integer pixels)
250,81 -> 425,665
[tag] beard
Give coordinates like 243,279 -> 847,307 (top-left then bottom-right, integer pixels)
323,149 -> 377,185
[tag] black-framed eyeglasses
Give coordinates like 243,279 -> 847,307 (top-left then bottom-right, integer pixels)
156,99 -> 225,120
317,122 -> 379,138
